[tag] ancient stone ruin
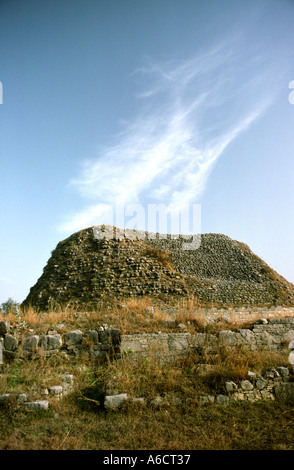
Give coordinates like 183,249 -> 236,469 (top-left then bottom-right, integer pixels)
1,314 -> 294,408
21,225 -> 294,310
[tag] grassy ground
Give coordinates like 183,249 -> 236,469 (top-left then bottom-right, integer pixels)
0,389 -> 293,450
0,347 -> 293,450
0,299 -> 293,451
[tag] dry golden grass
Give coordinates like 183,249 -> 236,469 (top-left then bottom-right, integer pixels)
1,297 -> 294,450
0,344 -> 293,450
1,295 -> 293,337
1,393 -> 293,450
142,246 -> 173,268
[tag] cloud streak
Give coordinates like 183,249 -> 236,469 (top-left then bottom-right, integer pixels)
59,39 -> 274,234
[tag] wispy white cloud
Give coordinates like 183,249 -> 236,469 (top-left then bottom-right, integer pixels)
59,39 -> 274,234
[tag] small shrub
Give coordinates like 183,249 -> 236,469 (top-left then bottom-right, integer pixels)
1,298 -> 20,317
142,246 -> 172,268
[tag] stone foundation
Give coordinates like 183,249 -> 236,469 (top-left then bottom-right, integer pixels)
1,312 -> 294,364
1,312 -> 294,408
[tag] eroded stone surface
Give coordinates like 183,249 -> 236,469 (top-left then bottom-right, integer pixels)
20,226 -> 294,309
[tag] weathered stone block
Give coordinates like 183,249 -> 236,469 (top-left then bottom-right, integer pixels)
100,328 -> 120,345
4,334 -> 18,351
219,330 -> 238,346
246,391 -> 261,402
276,367 -> 289,378
168,334 -> 189,352
199,395 -> 215,404
49,385 -> 63,396
225,381 -> 238,393
60,374 -> 74,384
216,394 -> 229,404
121,335 -> 145,353
64,330 -> 83,346
189,333 -> 216,350
255,331 -> 276,348
239,329 -> 256,344
104,393 -> 128,410
0,321 -> 10,335
282,330 -> 294,343
241,380 -> 254,391
85,330 -> 99,344
231,392 -> 245,401
40,334 -> 62,351
256,378 -> 267,390
91,349 -> 106,360
24,400 -> 49,411
23,335 -> 39,352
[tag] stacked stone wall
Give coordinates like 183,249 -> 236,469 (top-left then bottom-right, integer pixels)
159,305 -> 294,323
1,311 -> 293,364
1,312 -> 294,408
120,317 -> 294,364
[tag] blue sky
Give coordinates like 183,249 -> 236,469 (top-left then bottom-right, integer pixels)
0,0 -> 294,304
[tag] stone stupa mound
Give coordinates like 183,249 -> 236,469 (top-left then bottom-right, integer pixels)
21,225 -> 294,310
